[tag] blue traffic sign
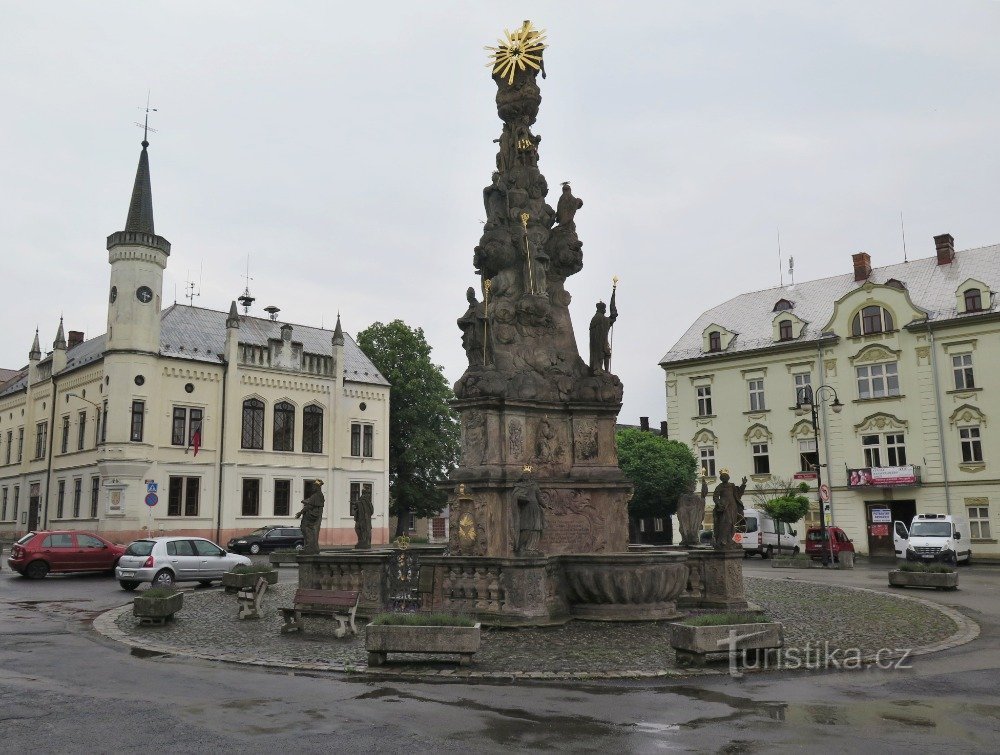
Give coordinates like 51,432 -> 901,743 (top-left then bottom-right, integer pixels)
145,493 -> 158,507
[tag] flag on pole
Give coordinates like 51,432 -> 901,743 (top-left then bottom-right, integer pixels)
186,422 -> 202,457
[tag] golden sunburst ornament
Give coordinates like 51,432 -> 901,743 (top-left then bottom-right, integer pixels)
485,20 -> 546,85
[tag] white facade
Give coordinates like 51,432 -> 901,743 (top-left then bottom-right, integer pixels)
0,140 -> 390,547
661,237 -> 1000,559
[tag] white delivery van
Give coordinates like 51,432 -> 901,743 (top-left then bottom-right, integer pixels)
898,513 -> 972,564
740,508 -> 801,558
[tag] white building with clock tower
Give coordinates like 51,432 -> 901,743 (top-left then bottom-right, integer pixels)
0,137 -> 391,549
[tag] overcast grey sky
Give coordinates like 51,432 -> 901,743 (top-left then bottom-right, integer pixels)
2,1 -> 998,422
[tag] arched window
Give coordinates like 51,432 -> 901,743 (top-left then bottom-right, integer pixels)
708,331 -> 721,352
964,288 -> 983,312
851,305 -> 894,336
772,299 -> 794,312
241,398 -> 265,450
778,320 -> 793,341
273,401 -> 295,452
302,405 -> 323,453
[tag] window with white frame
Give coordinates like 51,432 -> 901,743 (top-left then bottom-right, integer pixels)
851,305 -> 894,336
798,438 -> 818,472
752,443 -> 770,474
862,434 -> 881,467
960,426 -> 983,463
351,423 -> 374,457
968,504 -> 991,539
696,385 -> 712,416
952,354 -> 975,390
860,432 -> 906,467
793,372 -> 811,404
699,446 -> 716,477
856,362 -> 900,399
748,379 -> 766,411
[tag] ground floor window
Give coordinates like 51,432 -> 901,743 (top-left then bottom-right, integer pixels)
1,487 -> 7,520
274,479 -> 291,517
350,481 -> 373,518
242,478 -> 261,516
968,504 -> 991,539
72,478 -> 82,518
167,476 -> 201,516
56,480 -> 65,518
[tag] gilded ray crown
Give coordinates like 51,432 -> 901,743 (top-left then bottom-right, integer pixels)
485,20 -> 547,85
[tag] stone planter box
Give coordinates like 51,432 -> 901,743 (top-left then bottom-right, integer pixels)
365,622 -> 481,666
888,570 -> 958,591
133,592 -> 184,625
222,569 -> 279,593
269,552 -> 300,566
670,621 -> 783,667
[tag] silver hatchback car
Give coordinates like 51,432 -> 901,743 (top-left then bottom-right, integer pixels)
116,536 -> 251,590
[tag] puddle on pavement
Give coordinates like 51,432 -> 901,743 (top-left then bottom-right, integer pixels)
130,647 -> 170,659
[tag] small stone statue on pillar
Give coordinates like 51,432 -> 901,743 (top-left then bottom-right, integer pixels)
354,489 -> 375,550
295,479 -> 325,554
513,466 -> 545,555
677,469 -> 709,547
712,469 -> 747,550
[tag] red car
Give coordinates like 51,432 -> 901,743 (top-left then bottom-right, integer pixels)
805,526 -> 856,563
7,530 -> 126,579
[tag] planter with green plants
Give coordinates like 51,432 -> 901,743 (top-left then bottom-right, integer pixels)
133,588 -> 184,625
365,613 -> 481,667
670,612 -> 783,667
222,563 -> 279,592
888,562 -> 958,591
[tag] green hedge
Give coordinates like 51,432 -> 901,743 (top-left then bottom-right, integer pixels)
680,612 -> 772,626
370,612 -> 476,627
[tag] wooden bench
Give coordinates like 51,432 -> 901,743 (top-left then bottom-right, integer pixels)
280,589 -> 359,637
237,576 -> 268,620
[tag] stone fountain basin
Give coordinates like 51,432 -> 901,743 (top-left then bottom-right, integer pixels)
560,552 -> 688,621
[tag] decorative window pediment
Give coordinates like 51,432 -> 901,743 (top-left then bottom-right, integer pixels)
822,284 -> 928,336
789,419 -> 815,439
956,278 -> 991,314
854,412 -> 907,435
850,343 -> 901,365
702,324 -> 736,354
692,428 -> 718,446
949,404 -> 987,427
744,423 -> 772,443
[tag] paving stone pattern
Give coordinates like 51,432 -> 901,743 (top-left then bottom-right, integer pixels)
110,577 -> 958,674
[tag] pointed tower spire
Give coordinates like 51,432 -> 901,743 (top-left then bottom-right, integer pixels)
226,300 -> 240,329
53,317 -> 67,350
29,328 -> 41,361
125,139 -> 155,234
332,313 -> 344,346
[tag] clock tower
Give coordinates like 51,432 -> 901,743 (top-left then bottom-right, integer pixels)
105,136 -> 170,355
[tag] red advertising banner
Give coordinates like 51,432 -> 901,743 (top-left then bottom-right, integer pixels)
870,524 -> 889,537
848,465 -> 919,488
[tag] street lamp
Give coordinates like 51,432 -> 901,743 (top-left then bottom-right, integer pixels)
66,392 -> 99,408
795,384 -> 842,566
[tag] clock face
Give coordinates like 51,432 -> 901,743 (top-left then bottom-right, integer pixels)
136,286 -> 153,303
109,286 -> 117,303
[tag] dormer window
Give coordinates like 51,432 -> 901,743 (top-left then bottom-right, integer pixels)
885,278 -> 906,291
773,299 -> 794,312
709,331 -> 721,352
964,288 -> 983,312
778,320 -> 793,341
851,305 -> 894,336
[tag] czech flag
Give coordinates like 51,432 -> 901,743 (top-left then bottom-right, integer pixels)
187,423 -> 202,457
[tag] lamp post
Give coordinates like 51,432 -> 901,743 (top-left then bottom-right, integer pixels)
795,384 -> 843,566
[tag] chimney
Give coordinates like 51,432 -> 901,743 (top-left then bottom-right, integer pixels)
660,421 -> 668,438
640,416 -> 650,432
852,252 -> 872,282
68,331 -> 84,349
934,233 -> 955,265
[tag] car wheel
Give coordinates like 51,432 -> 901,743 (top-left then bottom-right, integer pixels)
25,560 -> 49,579
249,543 -> 261,555
294,542 -> 303,551
763,546 -> 773,560
152,569 -> 175,587
119,580 -> 140,591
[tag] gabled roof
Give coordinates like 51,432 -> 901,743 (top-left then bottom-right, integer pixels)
660,243 -> 1000,365
0,305 -> 388,398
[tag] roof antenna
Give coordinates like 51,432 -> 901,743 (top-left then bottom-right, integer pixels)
900,211 -> 908,263
184,269 -> 200,307
788,256 -> 795,287
134,92 -> 158,145
238,254 -> 255,314
777,228 -> 784,287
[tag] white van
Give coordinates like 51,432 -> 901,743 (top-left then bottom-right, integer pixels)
740,508 -> 801,558
898,513 -> 972,564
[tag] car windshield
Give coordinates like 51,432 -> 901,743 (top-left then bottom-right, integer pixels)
124,540 -> 155,556
16,533 -> 36,545
910,521 -> 952,538
743,517 -> 758,533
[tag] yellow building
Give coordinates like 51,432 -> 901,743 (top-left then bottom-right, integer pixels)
0,137 -> 390,547
660,236 -> 998,559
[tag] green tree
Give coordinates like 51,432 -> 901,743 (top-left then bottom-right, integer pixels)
356,320 -> 461,537
756,480 -> 811,555
615,428 -> 698,542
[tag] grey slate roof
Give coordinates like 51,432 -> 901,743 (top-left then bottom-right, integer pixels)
125,142 -> 155,234
660,243 -> 1000,365
0,305 -> 388,398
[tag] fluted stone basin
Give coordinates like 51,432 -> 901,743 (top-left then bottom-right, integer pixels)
560,552 -> 688,621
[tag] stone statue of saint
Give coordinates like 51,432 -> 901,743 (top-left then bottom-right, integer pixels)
556,182 -> 583,226
512,472 -> 544,555
712,470 -> 747,550
522,229 -> 548,296
353,489 -> 375,550
295,479 -> 325,554
588,287 -> 618,373
458,287 -> 490,366
677,472 -> 709,547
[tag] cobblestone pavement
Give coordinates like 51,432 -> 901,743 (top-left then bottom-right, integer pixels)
98,576 -> 968,678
